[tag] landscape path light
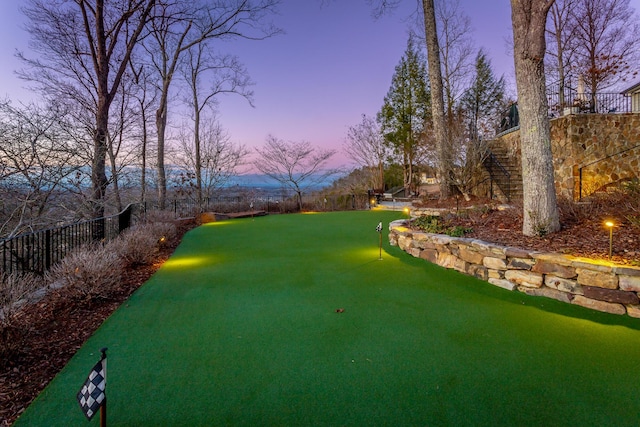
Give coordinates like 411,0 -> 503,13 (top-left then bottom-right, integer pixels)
605,220 -> 614,260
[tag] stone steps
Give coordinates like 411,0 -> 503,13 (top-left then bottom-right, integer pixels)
485,142 -> 523,201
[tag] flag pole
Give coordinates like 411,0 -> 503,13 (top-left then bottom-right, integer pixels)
100,347 -> 108,427
77,346 -> 108,424
376,221 -> 383,260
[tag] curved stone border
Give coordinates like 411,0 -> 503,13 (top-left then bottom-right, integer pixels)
389,220 -> 640,317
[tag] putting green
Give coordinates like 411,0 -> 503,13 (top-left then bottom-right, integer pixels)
15,211 -> 640,426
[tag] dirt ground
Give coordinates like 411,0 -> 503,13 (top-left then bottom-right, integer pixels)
2,195 -> 639,425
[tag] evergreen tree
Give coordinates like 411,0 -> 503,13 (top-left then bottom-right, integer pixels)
462,50 -> 506,141
377,35 -> 431,194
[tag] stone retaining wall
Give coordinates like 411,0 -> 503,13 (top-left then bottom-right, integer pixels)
389,220 -> 640,317
492,113 -> 640,200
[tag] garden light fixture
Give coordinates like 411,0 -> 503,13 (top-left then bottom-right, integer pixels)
605,221 -> 614,260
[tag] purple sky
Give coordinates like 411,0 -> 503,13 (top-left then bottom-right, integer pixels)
0,0 -> 638,169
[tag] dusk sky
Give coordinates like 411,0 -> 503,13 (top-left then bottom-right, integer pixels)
0,0 -> 639,169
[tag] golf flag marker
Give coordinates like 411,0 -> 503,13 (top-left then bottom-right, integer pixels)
376,221 -> 383,260
77,348 -> 107,422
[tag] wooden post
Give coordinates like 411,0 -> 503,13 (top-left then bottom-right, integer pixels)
100,397 -> 107,427
100,347 -> 108,427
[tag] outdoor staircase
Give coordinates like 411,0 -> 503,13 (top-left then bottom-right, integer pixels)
483,140 -> 523,202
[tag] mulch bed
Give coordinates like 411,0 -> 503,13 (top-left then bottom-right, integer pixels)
413,194 -> 640,266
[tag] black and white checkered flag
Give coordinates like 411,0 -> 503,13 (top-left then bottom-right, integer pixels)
77,350 -> 107,420
376,222 -> 383,233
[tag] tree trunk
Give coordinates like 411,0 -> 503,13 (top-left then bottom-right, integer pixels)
422,0 -> 451,199
156,100 -> 168,210
193,100 -> 203,209
108,142 -> 123,212
92,99 -> 109,220
552,8 -> 566,109
140,99 -> 148,204
511,0 -> 560,236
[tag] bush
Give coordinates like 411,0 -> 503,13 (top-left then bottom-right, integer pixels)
110,226 -> 161,267
46,244 -> 122,301
411,215 -> 472,237
622,178 -> 640,196
0,272 -> 43,361
109,221 -> 177,266
146,221 -> 178,245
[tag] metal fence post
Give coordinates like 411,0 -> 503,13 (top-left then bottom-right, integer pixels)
119,204 -> 133,233
45,229 -> 51,271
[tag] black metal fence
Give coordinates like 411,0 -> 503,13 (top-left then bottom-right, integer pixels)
0,204 -> 140,275
497,83 -> 633,135
546,82 -> 632,116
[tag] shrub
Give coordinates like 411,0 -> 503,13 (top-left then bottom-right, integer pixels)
622,178 -> 640,196
411,215 -> 472,237
46,244 -> 122,301
0,272 -> 43,361
447,225 -> 473,237
412,215 -> 443,234
146,221 -> 178,245
110,226 -> 161,267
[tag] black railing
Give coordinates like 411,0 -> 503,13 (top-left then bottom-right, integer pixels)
498,103 -> 520,134
547,81 -> 632,116
0,203 -> 139,275
576,143 -> 640,200
498,83 -> 633,134
483,152 -> 511,202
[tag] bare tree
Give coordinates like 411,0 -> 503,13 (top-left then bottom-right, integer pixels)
175,119 -> 249,202
253,136 -> 338,211
545,0 -> 579,110
128,62 -> 159,204
436,0 -> 474,118
343,114 -> 387,191
20,0 -> 156,220
511,0 -> 560,236
144,0 -> 280,209
0,101 -> 83,237
571,0 -> 640,95
182,41 -> 254,206
432,0 -> 477,198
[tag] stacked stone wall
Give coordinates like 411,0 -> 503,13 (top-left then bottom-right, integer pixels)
493,113 -> 640,200
389,220 -> 640,317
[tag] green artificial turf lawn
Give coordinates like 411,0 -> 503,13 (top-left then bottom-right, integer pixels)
15,211 -> 640,426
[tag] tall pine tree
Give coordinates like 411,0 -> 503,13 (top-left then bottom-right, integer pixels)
462,50 -> 506,141
377,35 -> 431,194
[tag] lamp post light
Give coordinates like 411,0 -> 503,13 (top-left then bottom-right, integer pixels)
605,221 -> 614,260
